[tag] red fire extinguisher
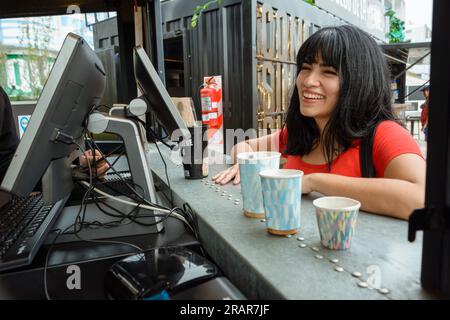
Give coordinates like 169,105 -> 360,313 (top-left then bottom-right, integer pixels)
200,77 -> 221,128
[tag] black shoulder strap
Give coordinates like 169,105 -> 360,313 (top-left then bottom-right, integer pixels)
360,126 -> 377,178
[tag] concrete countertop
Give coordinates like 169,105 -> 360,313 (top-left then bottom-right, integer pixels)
147,143 -> 436,300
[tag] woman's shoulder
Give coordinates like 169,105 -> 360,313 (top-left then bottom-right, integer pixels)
372,120 -> 423,175
375,120 -> 408,136
373,120 -> 417,149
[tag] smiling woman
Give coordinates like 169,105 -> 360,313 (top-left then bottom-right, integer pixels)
213,25 -> 426,220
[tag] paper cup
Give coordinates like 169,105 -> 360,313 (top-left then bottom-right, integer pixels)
259,169 -> 303,235
313,196 -> 360,250
237,152 -> 281,218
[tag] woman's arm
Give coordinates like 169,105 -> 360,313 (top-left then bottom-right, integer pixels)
213,131 -> 280,184
303,153 -> 426,220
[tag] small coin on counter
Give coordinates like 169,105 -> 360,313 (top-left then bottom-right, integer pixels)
352,272 -> 362,278
315,254 -> 323,260
260,219 -> 266,223
334,266 -> 344,272
378,288 -> 390,294
311,247 -> 319,252
297,237 -> 305,241
330,259 -> 339,264
298,244 -> 307,248
357,281 -> 368,288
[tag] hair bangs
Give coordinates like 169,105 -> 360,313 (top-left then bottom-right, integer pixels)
297,28 -> 344,73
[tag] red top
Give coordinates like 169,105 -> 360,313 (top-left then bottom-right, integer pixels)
275,120 -> 423,178
420,102 -> 428,127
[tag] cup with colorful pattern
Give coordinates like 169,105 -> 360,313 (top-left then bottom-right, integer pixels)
312,196 -> 360,250
259,169 -> 303,235
237,152 -> 281,218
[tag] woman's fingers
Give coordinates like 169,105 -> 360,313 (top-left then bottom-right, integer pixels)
218,171 -> 235,185
80,149 -> 110,178
212,172 -> 222,180
212,170 -> 227,182
96,162 -> 110,176
215,164 -> 239,185
213,169 -> 231,184
233,168 -> 240,185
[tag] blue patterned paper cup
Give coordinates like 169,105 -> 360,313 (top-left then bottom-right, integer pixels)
313,197 -> 361,250
259,169 -> 303,235
237,152 -> 281,218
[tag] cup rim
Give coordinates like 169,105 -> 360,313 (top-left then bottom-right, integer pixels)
312,196 -> 361,211
259,169 -> 304,179
237,151 -> 281,163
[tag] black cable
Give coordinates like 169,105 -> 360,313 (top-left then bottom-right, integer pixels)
87,137 -> 169,211
135,118 -> 174,207
75,151 -> 176,228
131,118 -> 201,238
80,110 -> 200,237
79,140 -> 198,238
137,118 -> 175,150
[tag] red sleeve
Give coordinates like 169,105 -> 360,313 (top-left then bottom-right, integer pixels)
372,121 -> 424,176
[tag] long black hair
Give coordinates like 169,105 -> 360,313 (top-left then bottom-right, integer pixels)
284,25 -> 396,169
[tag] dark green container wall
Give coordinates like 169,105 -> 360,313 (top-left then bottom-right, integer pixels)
162,0 -> 248,138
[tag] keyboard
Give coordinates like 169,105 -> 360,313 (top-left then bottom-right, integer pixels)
0,193 -> 67,272
98,171 -> 134,196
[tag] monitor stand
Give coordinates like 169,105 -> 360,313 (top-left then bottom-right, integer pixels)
86,111 -> 164,233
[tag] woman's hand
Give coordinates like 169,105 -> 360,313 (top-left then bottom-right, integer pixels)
212,163 -> 240,185
80,149 -> 110,178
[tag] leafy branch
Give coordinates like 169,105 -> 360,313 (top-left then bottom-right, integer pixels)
191,0 -> 222,28
191,0 -> 314,28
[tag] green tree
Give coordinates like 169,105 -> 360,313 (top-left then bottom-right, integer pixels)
17,17 -> 54,100
385,9 -> 405,43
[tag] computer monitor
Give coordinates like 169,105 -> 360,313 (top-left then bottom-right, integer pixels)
1,33 -> 106,200
133,45 -> 190,143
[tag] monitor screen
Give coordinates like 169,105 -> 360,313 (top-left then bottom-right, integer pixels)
1,33 -> 106,198
133,46 -> 190,143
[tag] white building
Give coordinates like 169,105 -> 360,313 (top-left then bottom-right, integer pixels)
405,24 -> 432,43
384,0 -> 406,20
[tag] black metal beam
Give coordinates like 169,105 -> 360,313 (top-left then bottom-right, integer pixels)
409,0 -> 450,298
116,0 -> 137,103
143,0 -> 166,83
242,0 -> 257,131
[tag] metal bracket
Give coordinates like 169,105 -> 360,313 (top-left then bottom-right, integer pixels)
408,206 -> 449,242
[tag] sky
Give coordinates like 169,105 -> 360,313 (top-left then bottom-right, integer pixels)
405,0 -> 433,29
